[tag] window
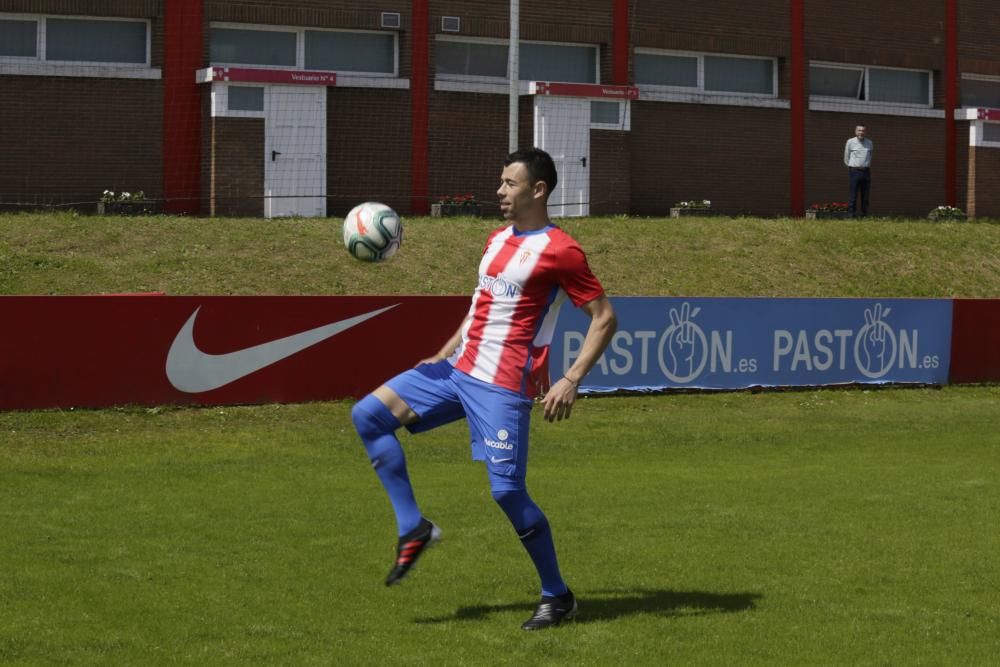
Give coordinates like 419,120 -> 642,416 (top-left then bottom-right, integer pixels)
210,27 -> 296,67
520,42 -> 596,84
634,52 -> 697,88
227,86 -> 264,112
436,39 -> 507,77
209,24 -> 398,76
0,18 -> 37,57
591,100 -> 620,125
635,49 -> 776,97
984,123 -> 1000,143
962,76 -> 1000,108
704,55 -> 774,95
305,30 -> 394,74
810,65 -> 864,98
810,62 -> 931,106
868,68 -> 929,105
435,38 -> 598,84
46,18 -> 146,64
0,14 -> 149,65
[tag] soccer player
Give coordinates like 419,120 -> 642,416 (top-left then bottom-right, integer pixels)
351,147 -> 617,630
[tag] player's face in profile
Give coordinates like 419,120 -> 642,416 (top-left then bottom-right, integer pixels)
497,162 -> 537,220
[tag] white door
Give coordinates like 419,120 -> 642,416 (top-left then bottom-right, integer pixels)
265,86 -> 327,218
533,96 -> 590,217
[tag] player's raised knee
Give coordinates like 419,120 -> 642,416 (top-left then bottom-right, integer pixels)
351,394 -> 396,439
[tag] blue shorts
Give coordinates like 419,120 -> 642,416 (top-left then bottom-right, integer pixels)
385,360 -> 534,492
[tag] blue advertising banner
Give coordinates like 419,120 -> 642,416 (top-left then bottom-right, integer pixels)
552,297 -> 953,392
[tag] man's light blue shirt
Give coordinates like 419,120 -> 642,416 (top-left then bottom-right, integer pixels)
844,137 -> 873,168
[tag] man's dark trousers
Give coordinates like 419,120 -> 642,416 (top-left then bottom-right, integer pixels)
848,167 -> 871,217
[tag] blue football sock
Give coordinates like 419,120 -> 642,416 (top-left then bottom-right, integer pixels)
492,488 -> 568,598
352,394 -> 422,536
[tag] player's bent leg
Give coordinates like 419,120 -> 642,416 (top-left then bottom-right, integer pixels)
492,487 -> 577,630
355,374 -> 466,587
384,517 -> 442,587
372,384 -> 419,425
351,392 -> 422,536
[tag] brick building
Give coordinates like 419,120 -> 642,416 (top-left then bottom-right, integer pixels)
1,1 -> 998,218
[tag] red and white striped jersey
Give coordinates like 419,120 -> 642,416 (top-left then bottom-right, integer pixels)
452,224 -> 605,398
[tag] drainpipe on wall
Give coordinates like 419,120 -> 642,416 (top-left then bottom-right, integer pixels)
411,0 -> 430,215
789,0 -> 805,218
509,0 -> 520,153
945,0 -> 958,208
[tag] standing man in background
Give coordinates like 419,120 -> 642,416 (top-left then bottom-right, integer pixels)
844,125 -> 874,218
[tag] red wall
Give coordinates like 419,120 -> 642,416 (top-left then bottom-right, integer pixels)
0,296 -> 468,411
2,295 -> 999,411
949,299 -> 1000,384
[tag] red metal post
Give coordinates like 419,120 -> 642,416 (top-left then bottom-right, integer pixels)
613,0 -> 629,85
162,0 -> 203,215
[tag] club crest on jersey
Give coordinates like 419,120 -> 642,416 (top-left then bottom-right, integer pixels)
478,272 -> 521,298
518,250 -> 532,266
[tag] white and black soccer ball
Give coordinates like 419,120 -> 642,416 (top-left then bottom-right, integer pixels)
343,202 -> 403,262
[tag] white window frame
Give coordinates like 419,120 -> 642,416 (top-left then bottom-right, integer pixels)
214,84 -> 266,118
589,100 -> 631,131
210,22 -> 299,70
960,73 -> 1000,109
635,48 -> 778,99
809,61 -> 935,113
981,121 -> 1000,147
808,62 -> 865,100
433,35 -> 600,91
210,22 -> 398,78
968,118 -> 1000,148
43,15 -> 151,67
303,26 -> 398,78
519,38 -> 600,85
632,48 -> 699,92
865,63 -> 933,108
434,35 -> 511,88
0,12 -> 158,78
0,13 -> 40,60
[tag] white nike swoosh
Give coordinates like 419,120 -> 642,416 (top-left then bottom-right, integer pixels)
166,304 -> 398,393
489,455 -> 513,464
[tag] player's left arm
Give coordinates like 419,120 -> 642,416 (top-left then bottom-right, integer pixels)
542,295 -> 617,422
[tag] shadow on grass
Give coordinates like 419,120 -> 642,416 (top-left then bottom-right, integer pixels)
414,588 -> 762,625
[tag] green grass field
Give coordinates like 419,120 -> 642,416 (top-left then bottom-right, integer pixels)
2,212 -> 1000,664
2,391 -> 999,665
3,211 -> 1000,297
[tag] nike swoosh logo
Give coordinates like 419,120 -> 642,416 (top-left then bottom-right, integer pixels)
489,455 -> 513,464
166,304 -> 398,393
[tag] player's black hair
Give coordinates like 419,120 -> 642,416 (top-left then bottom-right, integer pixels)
505,147 -> 558,200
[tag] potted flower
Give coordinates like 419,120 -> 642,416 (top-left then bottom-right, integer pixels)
927,205 -> 967,221
805,202 -> 851,220
98,190 -> 160,216
670,200 -> 711,217
431,194 -> 481,218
